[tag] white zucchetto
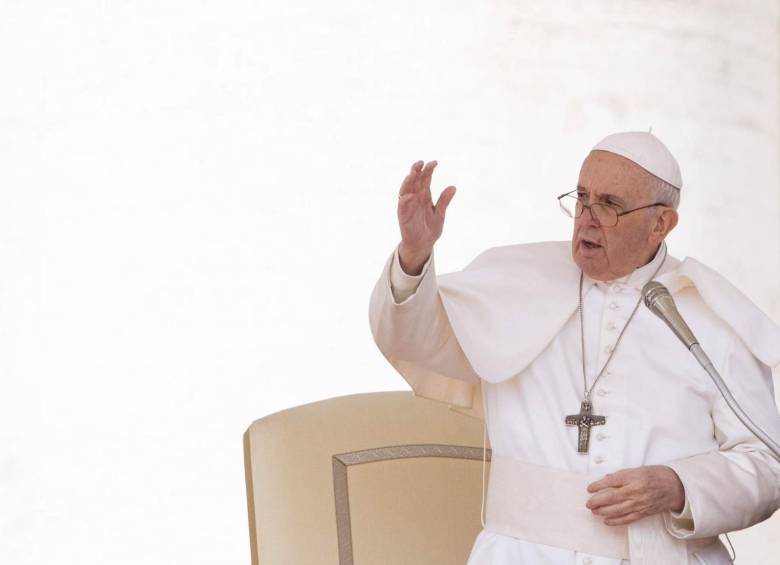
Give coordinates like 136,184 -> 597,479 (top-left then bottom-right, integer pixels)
592,131 -> 682,190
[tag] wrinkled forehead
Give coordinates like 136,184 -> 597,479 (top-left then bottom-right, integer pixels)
577,150 -> 652,200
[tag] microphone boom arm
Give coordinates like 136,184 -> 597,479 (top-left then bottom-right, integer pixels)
642,281 -> 780,460
689,343 -> 780,460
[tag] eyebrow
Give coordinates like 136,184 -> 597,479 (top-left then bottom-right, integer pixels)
576,185 -> 626,207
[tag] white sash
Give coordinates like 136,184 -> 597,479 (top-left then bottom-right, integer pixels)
484,454 -> 714,564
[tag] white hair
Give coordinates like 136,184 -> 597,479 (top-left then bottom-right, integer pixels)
646,175 -> 680,209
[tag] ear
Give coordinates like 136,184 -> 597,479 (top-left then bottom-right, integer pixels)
649,208 -> 678,244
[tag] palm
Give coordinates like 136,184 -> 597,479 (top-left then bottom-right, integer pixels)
397,160 -> 456,253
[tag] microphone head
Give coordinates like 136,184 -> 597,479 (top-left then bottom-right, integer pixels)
641,280 -> 699,349
642,280 -> 671,311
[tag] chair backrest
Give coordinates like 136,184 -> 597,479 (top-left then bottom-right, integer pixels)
243,391 -> 492,565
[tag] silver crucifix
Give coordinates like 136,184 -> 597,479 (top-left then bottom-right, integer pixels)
565,400 -> 606,453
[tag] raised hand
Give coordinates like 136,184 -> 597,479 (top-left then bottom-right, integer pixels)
396,160 -> 456,275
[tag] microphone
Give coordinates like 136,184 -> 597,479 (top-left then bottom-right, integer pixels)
642,281 -> 698,349
641,281 -> 780,459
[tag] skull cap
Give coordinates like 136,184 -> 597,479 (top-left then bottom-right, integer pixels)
592,131 -> 682,189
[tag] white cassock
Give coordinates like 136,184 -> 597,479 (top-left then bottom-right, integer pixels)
368,240 -> 780,565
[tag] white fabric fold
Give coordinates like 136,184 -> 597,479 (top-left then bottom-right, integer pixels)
433,241 -> 779,389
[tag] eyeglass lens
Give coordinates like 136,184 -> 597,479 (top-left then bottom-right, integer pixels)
562,197 -> 618,226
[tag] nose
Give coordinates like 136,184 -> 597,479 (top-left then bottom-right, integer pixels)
578,204 -> 601,228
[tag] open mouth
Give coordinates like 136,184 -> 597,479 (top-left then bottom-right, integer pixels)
581,238 -> 602,250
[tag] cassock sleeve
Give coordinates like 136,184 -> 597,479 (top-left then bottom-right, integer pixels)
369,243 -> 482,410
663,333 -> 780,539
388,243 -> 430,303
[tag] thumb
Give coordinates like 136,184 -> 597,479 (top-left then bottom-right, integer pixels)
434,186 -> 456,217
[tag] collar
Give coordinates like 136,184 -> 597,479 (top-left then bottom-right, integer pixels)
584,242 -> 669,292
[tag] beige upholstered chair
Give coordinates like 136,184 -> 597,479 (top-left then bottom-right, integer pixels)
243,390 -> 492,565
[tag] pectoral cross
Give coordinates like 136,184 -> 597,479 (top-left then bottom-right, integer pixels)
565,400 -> 606,453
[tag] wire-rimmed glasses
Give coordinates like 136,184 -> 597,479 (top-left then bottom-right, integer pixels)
557,189 -> 667,227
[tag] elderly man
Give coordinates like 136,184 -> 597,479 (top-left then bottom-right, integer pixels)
368,132 -> 780,564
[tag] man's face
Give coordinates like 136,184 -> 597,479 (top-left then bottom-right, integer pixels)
571,150 -> 666,281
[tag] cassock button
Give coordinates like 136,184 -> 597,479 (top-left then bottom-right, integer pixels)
594,456 -> 605,464
597,388 -> 609,396
603,344 -> 613,354
606,321 -> 617,331
582,558 -> 593,565
610,284 -> 623,293
609,302 -> 620,310
597,432 -> 608,441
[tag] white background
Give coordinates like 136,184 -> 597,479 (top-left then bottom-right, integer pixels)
1,1 -> 779,563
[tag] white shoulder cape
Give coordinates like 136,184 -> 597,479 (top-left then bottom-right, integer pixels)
429,241 -> 780,418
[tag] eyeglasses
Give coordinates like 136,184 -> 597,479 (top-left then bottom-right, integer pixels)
556,189 -> 667,227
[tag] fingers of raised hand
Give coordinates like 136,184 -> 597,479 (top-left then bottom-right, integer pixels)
400,160 -> 431,197
434,185 -> 456,216
409,160 -> 435,202
399,164 -> 419,197
421,160 -> 438,191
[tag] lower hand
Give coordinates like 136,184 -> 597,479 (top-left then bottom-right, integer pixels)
585,465 -> 685,526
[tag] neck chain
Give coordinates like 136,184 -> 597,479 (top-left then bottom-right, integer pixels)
565,243 -> 668,453
579,243 -> 668,399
